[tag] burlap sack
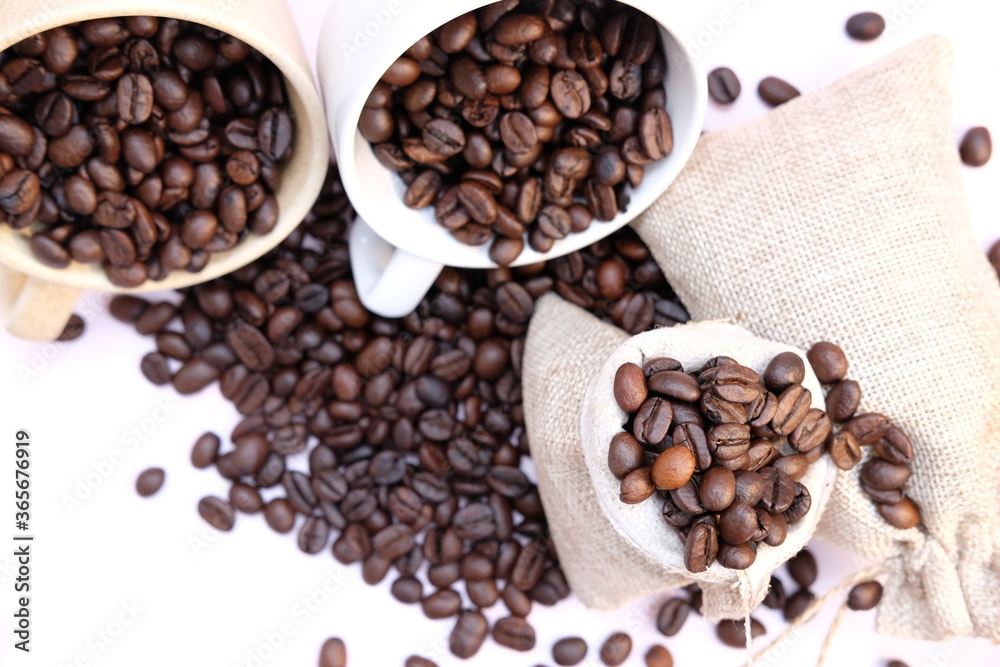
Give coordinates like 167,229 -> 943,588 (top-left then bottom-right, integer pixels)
630,35 -> 1000,642
523,299 -> 836,619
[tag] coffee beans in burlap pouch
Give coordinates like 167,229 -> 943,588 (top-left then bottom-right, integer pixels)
524,306 -> 836,619
625,36 -> 1000,642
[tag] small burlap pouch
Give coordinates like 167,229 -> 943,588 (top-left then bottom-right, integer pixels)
523,304 -> 836,619
626,35 -> 1000,642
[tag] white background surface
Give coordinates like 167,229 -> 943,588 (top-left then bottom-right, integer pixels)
2,1 -> 999,666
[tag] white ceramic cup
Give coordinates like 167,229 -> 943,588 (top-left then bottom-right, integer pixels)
318,0 -> 707,318
0,0 -> 330,340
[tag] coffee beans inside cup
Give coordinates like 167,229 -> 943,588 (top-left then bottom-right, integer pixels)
0,16 -> 295,286
360,1 -> 674,266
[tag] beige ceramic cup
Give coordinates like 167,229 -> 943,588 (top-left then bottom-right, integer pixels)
0,0 -> 330,340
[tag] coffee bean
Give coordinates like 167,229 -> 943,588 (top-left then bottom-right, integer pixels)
861,458 -> 911,490
613,362 -> 647,411
645,644 -> 674,667
847,580 -> 883,611
656,597 -> 690,637
783,588 -> 814,622
763,576 -> 787,609
638,108 -> 673,161
807,342 -> 849,383
771,384 -> 811,436
318,637 -> 347,667
789,409 -> 832,453
758,77 -> 800,107
716,618 -> 765,648
198,495 -> 235,531
633,397 -> 673,446
493,615 -> 535,651
599,632 -> 632,666
828,431 -> 863,470
759,467 -> 795,513
784,482 -> 812,524
135,467 -> 165,497
846,12 -> 886,41
547,636 -> 588,666
404,657 -> 438,667
449,610 -> 488,659
619,466 -> 654,504
788,548 -> 818,587
652,446 -> 695,490
684,519 -> 719,573
959,126 -> 992,167
763,352 -> 805,393
873,426 -> 914,465
708,67 -> 741,104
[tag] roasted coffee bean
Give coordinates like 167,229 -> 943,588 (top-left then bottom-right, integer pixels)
847,580 -> 883,611
644,644 -> 674,667
135,467 -> 165,497
763,352 -> 805,393
684,519 -> 719,573
620,466 -> 655,504
876,496 -> 921,529
493,615 -> 536,651
846,12 -> 886,41
771,384 -> 811,436
788,549 -> 818,587
423,588 -> 462,619
699,466 -> 736,512
807,342 -> 849,383
759,467 -> 796,513
608,432 -> 644,479
633,397 -> 673,446
758,76 -> 800,107
708,67 -> 741,104
763,576 -> 787,609
648,371 -> 700,402
828,430 -> 863,470
873,426 -> 915,465
716,618 -> 765,648
789,409 -> 831,453
861,458 -> 911,490
552,636 -> 588,666
784,482 -> 812,524
318,638 -> 347,667
826,379 -> 862,422
404,657 -> 437,667
652,446 -> 696,490
844,412 -> 892,445
656,597 -> 690,637
613,362 -> 648,411
450,610 -> 488,659
717,540 -> 756,569
198,496 -> 235,531
638,108 -> 673,161
960,126 -> 992,167
599,632 -> 632,666
783,588 -> 815,622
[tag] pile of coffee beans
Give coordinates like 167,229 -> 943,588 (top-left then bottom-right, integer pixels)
610,351 -> 835,572
807,342 -> 921,530
361,0 -> 674,265
0,16 -> 294,286
111,164 -> 690,662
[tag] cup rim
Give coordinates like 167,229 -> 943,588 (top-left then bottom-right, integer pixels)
0,0 -> 330,293
326,0 -> 707,269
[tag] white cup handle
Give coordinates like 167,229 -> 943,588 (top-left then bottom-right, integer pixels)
349,216 -> 444,318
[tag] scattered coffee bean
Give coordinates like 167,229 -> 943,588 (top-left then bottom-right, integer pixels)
645,644 -> 674,667
599,632 -> 632,666
708,67 -> 741,104
135,467 -> 165,497
198,495 -> 235,531
845,12 -> 886,41
656,596 -> 690,636
716,618 -> 765,648
787,549 -> 818,588
847,580 -> 883,611
758,77 -> 800,107
783,588 -> 815,621
959,126 -> 992,167
57,314 -> 86,341
318,637 -> 347,667
807,342 -> 848,383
